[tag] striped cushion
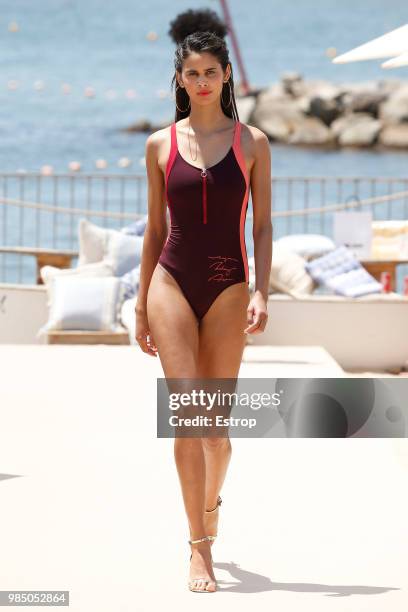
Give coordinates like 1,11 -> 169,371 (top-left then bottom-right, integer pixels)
305,246 -> 382,297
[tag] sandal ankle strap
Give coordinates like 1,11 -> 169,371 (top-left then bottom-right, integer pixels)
205,495 -> 222,513
189,535 -> 217,545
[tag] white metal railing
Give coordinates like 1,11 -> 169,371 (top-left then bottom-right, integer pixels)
1,173 -> 408,284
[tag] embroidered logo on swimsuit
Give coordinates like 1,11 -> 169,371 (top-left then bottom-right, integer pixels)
208,255 -> 239,282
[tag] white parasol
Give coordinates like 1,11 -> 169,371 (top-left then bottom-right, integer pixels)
332,24 -> 408,67
382,51 -> 408,69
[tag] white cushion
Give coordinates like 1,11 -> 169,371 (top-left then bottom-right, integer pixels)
104,231 -> 144,276
305,245 -> 382,297
276,234 -> 335,259
120,265 -> 141,300
40,261 -> 114,307
78,219 -> 109,265
270,245 -> 314,294
36,276 -> 125,337
248,242 -> 314,295
78,218 -> 144,276
371,220 -> 408,258
120,215 -> 148,236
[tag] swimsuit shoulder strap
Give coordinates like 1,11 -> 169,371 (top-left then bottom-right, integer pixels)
232,120 -> 249,187
166,122 -> 179,185
233,120 -> 241,149
171,122 -> 178,151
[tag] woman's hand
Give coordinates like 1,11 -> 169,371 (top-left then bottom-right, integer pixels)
135,308 -> 158,357
244,291 -> 269,335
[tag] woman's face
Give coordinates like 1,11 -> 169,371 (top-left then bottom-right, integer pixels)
177,52 -> 230,105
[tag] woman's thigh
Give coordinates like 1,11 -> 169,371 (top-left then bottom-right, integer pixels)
147,263 -> 200,378
198,282 -> 250,378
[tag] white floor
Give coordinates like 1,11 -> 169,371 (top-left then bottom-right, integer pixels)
0,345 -> 407,611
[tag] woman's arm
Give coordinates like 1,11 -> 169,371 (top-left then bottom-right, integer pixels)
135,130 -> 169,316
244,127 -> 272,334
251,128 -> 272,300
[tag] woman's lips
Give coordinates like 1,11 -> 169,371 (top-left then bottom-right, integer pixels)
198,91 -> 212,96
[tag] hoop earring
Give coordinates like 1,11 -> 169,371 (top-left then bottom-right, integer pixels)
221,80 -> 232,107
175,85 -> 190,112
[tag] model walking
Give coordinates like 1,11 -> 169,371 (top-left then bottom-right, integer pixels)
135,29 -> 272,592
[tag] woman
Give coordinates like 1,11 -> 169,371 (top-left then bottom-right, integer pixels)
135,30 -> 272,592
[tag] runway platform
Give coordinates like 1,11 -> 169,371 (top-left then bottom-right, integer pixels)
0,345 -> 407,611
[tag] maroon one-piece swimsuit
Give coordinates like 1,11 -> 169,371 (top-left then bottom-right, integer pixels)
158,119 -> 250,321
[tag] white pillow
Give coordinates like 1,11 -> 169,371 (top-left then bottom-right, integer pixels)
270,244 -> 314,294
120,265 -> 141,300
104,231 -> 144,276
120,215 -> 148,236
40,261 -> 114,307
276,234 -> 335,259
78,218 -> 144,276
36,276 -> 125,337
372,220 -> 408,258
248,244 -> 314,295
78,218 -> 109,265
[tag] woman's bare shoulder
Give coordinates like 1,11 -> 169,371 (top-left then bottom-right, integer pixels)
145,125 -> 173,174
145,125 -> 172,150
239,122 -> 270,169
240,122 -> 269,146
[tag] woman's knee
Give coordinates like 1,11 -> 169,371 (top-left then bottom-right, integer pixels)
201,436 -> 231,451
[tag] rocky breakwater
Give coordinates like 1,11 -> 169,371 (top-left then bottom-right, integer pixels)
242,73 -> 408,149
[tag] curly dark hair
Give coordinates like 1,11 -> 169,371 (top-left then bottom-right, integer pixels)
168,8 -> 228,44
168,10 -> 238,122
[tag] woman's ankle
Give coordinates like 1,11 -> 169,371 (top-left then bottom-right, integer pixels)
190,540 -> 212,553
